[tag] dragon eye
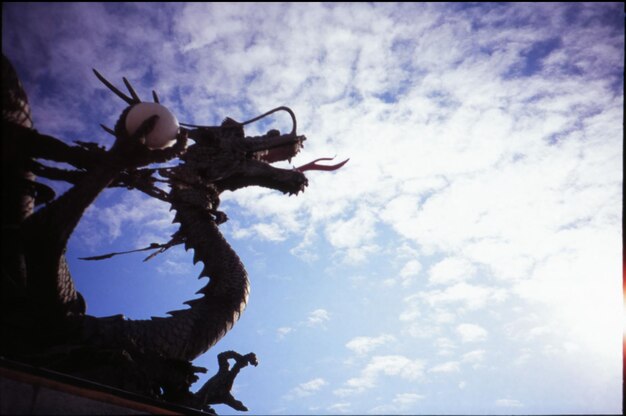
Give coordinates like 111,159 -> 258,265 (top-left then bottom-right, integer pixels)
125,102 -> 179,149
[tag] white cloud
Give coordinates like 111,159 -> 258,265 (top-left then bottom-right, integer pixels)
232,222 -> 287,242
78,191 -> 176,249
345,334 -> 396,355
336,355 -> 425,396
404,324 -> 442,340
431,308 -> 456,324
418,282 -> 508,311
434,337 -> 456,356
282,309 -> 331,337
289,225 -> 320,263
399,294 -> 422,322
370,392 -> 426,414
325,207 -> 379,264
156,258 -> 194,276
4,3 -> 623,414
342,244 -> 381,265
393,392 -> 425,405
429,361 -> 460,373
462,349 -> 486,365
513,244 -> 622,358
276,327 -> 293,340
495,398 -> 523,408
328,402 -> 351,414
399,259 -> 422,286
306,309 -> 330,328
428,257 -> 476,285
287,378 -> 327,399
456,323 -> 488,343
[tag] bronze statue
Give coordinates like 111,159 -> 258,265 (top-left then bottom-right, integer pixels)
1,54 -> 347,413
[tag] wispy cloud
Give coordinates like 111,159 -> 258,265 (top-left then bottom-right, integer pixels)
76,191 -> 175,250
428,361 -> 461,374
3,2 -> 622,414
231,221 -> 288,242
285,377 -> 327,399
345,334 -> 396,356
462,349 -> 486,365
369,392 -> 426,414
327,402 -> 351,414
399,259 -> 422,286
418,282 -> 508,311
495,398 -> 524,408
428,256 -> 476,286
276,308 -> 331,341
456,323 -> 488,343
276,326 -> 293,340
306,308 -> 330,328
335,355 -> 425,396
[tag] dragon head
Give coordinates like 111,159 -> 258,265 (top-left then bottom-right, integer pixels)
180,106 -> 348,196
93,70 -> 347,205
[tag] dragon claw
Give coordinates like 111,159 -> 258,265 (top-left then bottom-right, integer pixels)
193,351 -> 258,412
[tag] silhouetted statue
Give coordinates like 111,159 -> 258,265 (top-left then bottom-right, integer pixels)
1,54 -> 347,412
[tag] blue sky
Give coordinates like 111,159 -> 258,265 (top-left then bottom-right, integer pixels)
2,3 -> 623,414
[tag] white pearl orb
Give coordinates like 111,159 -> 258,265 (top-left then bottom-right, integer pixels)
125,102 -> 179,149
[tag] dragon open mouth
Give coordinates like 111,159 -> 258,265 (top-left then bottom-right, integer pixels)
249,135 -> 305,164
242,106 -> 348,172
249,134 -> 348,172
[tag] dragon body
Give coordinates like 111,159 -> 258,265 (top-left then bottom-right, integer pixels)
1,55 -> 346,412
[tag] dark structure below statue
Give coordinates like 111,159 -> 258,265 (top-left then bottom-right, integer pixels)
1,54 -> 347,413
1,357 -> 210,415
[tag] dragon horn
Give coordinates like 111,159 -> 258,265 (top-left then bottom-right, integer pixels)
240,106 -> 297,135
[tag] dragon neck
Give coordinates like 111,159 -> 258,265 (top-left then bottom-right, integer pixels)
95,191 -> 250,362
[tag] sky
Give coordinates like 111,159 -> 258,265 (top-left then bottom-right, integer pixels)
2,2 -> 623,415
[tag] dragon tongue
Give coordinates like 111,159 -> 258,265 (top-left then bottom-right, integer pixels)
296,157 -> 349,172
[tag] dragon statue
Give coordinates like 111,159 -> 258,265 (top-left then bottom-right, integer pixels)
1,54 -> 347,413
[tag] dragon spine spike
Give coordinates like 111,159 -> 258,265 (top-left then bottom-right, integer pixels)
92,68 -> 135,105
100,124 -> 116,136
122,77 -> 141,102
